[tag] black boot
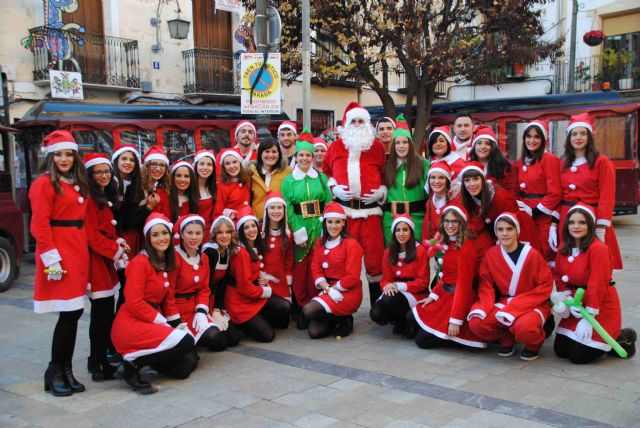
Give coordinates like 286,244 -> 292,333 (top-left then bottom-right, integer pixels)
368,282 -> 382,306
44,362 -> 72,397
118,361 -> 157,394
106,346 -> 122,364
87,357 -> 99,374
334,316 -> 354,338
616,328 -> 637,359
92,361 -> 116,382
63,360 -> 85,393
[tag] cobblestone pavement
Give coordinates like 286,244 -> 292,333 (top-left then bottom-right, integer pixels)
1,216 -> 639,428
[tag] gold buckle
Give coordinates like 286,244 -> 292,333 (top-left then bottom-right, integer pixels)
301,200 -> 321,218
391,201 -> 410,216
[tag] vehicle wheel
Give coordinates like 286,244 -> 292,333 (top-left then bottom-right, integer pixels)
0,237 -> 17,292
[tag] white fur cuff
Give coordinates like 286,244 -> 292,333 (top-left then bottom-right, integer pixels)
293,227 -> 308,245
40,248 -> 62,267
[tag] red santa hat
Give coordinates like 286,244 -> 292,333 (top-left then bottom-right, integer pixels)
566,113 -> 594,134
321,201 -> 347,221
234,120 -> 257,138
143,212 -> 173,236
391,213 -> 415,232
235,206 -> 259,232
278,121 -> 298,135
142,145 -> 169,166
442,204 -> 468,222
173,214 -> 206,239
193,149 -> 216,165
427,160 -> 452,181
210,215 -> 234,234
494,212 -> 520,235
460,161 -> 486,178
262,191 -> 288,232
523,120 -> 548,141
111,144 -> 141,164
83,153 -> 111,169
42,130 -> 78,154
216,148 -> 244,166
428,126 -> 456,152
567,202 -> 596,223
313,137 -> 328,151
342,101 -> 371,126
471,125 -> 498,149
170,160 -> 194,174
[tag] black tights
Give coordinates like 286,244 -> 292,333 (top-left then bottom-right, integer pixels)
51,309 -> 83,364
197,324 -> 242,352
238,296 -> 291,343
135,335 -> 198,379
554,334 -> 605,364
89,297 -> 115,364
302,301 -> 343,339
115,270 -> 126,312
370,292 -> 410,325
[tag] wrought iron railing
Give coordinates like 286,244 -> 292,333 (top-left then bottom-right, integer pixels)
28,26 -> 140,88
182,48 -> 239,95
543,56 -> 639,93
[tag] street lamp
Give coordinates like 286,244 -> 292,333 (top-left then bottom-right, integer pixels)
151,0 -> 191,53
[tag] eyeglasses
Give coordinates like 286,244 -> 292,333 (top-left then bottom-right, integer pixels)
148,162 -> 167,170
92,170 -> 112,177
443,219 -> 460,225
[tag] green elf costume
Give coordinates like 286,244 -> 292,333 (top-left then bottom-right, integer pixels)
382,114 -> 430,246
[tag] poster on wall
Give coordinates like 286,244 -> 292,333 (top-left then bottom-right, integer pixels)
49,70 -> 84,100
215,0 -> 243,14
241,53 -> 281,115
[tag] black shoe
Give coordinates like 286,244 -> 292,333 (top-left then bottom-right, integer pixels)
63,360 -> 85,393
87,357 -> 99,374
44,362 -> 72,397
392,321 -> 406,336
498,346 -> 515,357
334,316 -> 354,338
92,362 -> 117,382
296,313 -> 310,330
106,347 -> 122,364
520,348 -> 539,361
118,361 -> 157,395
617,328 -> 637,359
543,316 -> 556,339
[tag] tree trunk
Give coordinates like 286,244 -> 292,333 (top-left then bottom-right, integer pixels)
412,80 -> 436,152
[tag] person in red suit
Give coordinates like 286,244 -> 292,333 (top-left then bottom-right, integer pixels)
421,161 -> 453,242
141,145 -> 171,216
514,120 -> 562,261
166,161 -> 199,222
322,102 -> 387,305
303,202 -> 364,338
262,192 -> 294,304
111,214 -> 198,394
193,150 -> 217,244
551,203 -> 636,363
468,212 -> 553,361
550,113 -> 623,269
226,208 -> 290,342
468,125 -> 518,197
426,126 -> 466,181
84,154 -> 130,381
233,120 -> 259,162
213,148 -> 251,220
370,214 -> 429,336
30,130 -> 90,396
411,205 -> 485,349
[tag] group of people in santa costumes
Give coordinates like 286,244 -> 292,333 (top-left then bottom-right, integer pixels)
29,102 -> 636,397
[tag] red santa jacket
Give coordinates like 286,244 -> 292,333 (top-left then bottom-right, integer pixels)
486,162 -> 519,198
421,194 -> 449,241
225,246 -> 268,324
213,180 -> 251,218
263,230 -> 294,300
515,152 -> 562,215
85,197 -> 122,297
174,247 -> 210,312
380,244 -> 429,297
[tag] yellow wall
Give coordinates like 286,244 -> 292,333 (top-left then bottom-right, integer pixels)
602,11 -> 640,36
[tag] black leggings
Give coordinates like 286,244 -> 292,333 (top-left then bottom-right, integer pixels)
370,292 -> 410,325
89,297 -> 115,363
51,309 -> 84,364
554,334 -> 605,364
238,296 -> 291,343
115,270 -> 126,312
302,300 -> 342,339
197,324 -> 242,352
135,335 -> 198,379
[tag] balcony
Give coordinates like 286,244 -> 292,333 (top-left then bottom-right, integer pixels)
29,26 -> 140,89
182,49 -> 240,99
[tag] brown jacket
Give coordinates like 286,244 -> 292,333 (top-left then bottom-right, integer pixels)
248,162 -> 292,220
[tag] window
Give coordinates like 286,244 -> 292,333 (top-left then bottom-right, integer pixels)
594,115 -> 630,160
118,129 -> 156,157
198,128 -> 231,154
296,109 -> 334,137
70,130 -> 113,154
163,129 -> 196,164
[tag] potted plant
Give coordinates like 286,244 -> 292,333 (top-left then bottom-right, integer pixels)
583,30 -> 605,47
574,62 -> 590,91
511,62 -> 525,78
616,49 -> 634,90
592,71 -> 603,91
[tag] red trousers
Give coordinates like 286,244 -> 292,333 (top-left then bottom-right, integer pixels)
292,253 -> 316,307
346,215 -> 383,277
469,308 -> 546,351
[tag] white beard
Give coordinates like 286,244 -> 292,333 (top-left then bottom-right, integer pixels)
342,123 -> 375,157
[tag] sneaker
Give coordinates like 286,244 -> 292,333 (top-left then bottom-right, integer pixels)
498,346 -> 514,357
520,348 -> 539,361
617,328 -> 637,359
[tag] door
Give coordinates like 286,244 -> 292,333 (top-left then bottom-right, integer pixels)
192,0 -> 233,92
62,0 -> 106,83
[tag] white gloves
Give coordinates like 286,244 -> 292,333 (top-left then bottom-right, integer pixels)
548,225 -> 558,252
332,185 -> 354,201
47,262 -> 64,281
115,252 -> 128,270
596,227 -> 606,242
570,306 -> 583,319
192,312 -> 209,333
260,286 -> 273,298
550,291 -> 570,319
328,287 -> 344,303
222,208 -> 237,219
516,200 -> 532,217
153,313 -> 168,325
575,318 -> 593,342
176,322 -> 188,330
211,311 -> 230,331
361,187 -> 386,205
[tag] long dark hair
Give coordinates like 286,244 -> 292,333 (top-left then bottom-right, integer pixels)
321,219 -> 348,246
387,223 -> 417,265
428,132 -> 451,158
169,166 -> 200,222
256,137 -> 286,176
263,204 -> 289,251
438,209 -> 472,248
562,129 -> 599,170
469,140 -> 512,179
194,156 -> 217,203
238,219 -> 266,262
38,151 -> 89,196
460,170 -> 491,217
178,219 -> 205,259
520,126 -> 546,165
87,164 -> 118,209
385,137 -> 425,189
114,151 -> 145,205
144,225 -> 176,272
560,208 -> 596,255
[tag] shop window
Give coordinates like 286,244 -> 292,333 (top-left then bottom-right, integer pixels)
198,128 -> 231,154
163,128 -> 196,164
118,129 -> 156,157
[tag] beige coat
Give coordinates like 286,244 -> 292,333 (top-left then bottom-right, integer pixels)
248,162 -> 292,220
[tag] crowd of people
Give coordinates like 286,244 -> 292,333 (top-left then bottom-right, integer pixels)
30,101 -> 636,397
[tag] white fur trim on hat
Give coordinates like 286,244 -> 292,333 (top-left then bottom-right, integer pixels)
264,196 -> 286,210
236,214 -> 258,232
344,107 -> 371,126
210,215 -> 234,233
144,153 -> 169,165
524,122 -> 547,140
47,141 -> 78,153
494,213 -> 520,235
321,212 -> 347,221
427,166 -> 451,181
171,161 -> 194,174
566,122 -> 592,134
429,129 -> 451,145
377,117 -> 396,128
219,150 -> 243,165
235,121 -> 257,137
442,206 -> 467,221
472,134 -> 497,147
84,157 -> 111,169
144,218 -> 173,236
460,164 -> 486,178
194,151 -> 216,165
180,215 -> 206,232
567,205 -> 596,223
278,123 -> 298,135
112,146 -> 140,163
391,216 -> 415,232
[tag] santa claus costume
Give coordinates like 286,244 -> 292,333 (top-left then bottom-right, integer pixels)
468,213 -> 553,360
552,114 -> 622,269
427,126 -> 466,182
262,192 -> 294,302
30,130 -> 89,396
411,205 -> 485,349
323,102 -> 387,304
371,214 -> 429,336
111,214 -> 197,394
468,125 -> 518,197
302,202 -> 364,339
514,120 -> 562,261
233,120 -> 258,162
213,148 -> 251,220
141,145 -> 171,216
84,154 -> 129,382
193,150 -> 217,244
421,161 -> 453,242
551,203 -> 635,363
